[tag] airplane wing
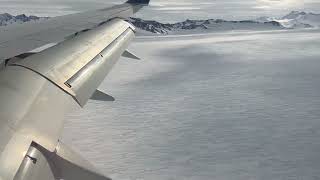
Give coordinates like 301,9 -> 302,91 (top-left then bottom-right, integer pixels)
0,0 -> 150,180
0,0 -> 148,61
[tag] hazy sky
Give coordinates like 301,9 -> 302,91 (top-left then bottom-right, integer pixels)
0,0 -> 319,22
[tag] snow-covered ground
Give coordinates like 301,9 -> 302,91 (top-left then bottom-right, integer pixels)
62,28 -> 320,180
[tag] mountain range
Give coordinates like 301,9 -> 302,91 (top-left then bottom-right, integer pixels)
0,11 -> 319,35
129,11 -> 320,35
0,13 -> 48,26
128,18 -> 283,35
256,11 -> 320,29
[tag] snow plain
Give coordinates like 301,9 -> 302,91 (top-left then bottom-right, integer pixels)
62,28 -> 320,180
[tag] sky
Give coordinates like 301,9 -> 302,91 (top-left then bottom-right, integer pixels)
0,0 -> 319,22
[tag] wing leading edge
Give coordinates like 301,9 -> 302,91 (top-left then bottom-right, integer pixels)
0,1 -> 149,180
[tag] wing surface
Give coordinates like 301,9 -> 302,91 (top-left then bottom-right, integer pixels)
0,0 -> 150,179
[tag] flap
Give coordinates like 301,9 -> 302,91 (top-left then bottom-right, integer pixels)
40,141 -> 111,180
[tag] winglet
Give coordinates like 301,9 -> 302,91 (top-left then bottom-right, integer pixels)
126,0 -> 150,5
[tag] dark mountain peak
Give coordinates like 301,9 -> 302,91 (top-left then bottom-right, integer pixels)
15,14 -> 29,22
0,13 -> 47,26
283,11 -> 307,19
0,13 -> 13,21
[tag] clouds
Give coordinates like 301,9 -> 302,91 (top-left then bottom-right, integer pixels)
0,0 -> 319,21
134,0 -> 320,22
256,0 -> 303,9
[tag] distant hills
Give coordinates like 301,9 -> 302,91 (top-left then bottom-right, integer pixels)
0,13 -> 48,26
256,11 -> 320,29
0,11 -> 319,35
129,11 -> 320,35
128,18 -> 283,35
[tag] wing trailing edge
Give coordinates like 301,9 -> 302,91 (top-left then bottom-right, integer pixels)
7,18 -> 135,107
14,142 -> 111,180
